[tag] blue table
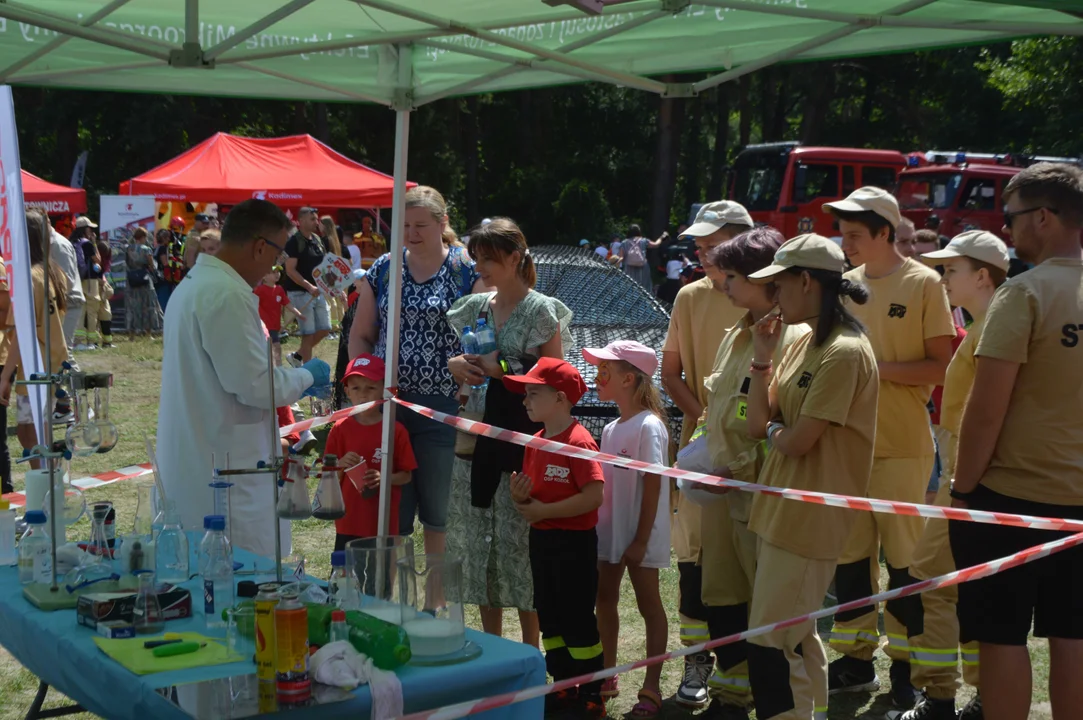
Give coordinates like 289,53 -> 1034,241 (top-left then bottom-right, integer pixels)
0,550 -> 545,720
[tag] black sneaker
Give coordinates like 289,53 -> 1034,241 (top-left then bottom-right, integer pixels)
958,692 -> 982,720
675,653 -> 712,707
886,694 -> 957,720
828,656 -> 880,695
701,698 -> 751,719
890,660 -> 921,709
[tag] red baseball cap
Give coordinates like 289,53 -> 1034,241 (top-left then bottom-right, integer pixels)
502,357 -> 587,405
342,354 -> 385,383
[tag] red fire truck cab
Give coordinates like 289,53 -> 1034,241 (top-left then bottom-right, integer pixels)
729,142 -> 907,238
897,150 -> 1083,244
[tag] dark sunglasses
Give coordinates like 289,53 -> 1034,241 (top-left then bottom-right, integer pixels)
1004,206 -> 1058,229
256,236 -> 285,254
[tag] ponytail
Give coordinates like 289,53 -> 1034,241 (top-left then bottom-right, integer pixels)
613,360 -> 666,421
442,226 -> 463,247
519,249 -> 537,288
786,267 -> 868,346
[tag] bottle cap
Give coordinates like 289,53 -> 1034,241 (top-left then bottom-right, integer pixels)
237,581 -> 260,598
25,510 -> 46,524
331,609 -> 346,622
203,515 -> 215,530
330,550 -> 345,567
208,516 -> 226,532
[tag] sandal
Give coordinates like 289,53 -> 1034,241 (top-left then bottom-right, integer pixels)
600,676 -> 619,699
630,689 -> 662,718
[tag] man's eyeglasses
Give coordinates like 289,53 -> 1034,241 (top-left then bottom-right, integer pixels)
256,236 -> 285,253
1004,206 -> 1058,229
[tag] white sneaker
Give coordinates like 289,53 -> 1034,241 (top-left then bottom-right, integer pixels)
73,343 -> 91,351
676,652 -> 712,708
292,430 -> 318,455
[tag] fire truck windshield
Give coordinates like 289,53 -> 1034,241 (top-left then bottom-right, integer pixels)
897,172 -> 963,210
733,150 -> 787,212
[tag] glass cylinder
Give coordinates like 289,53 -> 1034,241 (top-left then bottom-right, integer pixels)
133,571 -> 165,634
40,456 -> 85,538
397,553 -> 465,659
209,479 -> 233,543
65,372 -> 102,457
346,536 -> 413,624
133,481 -> 155,537
89,373 -> 119,454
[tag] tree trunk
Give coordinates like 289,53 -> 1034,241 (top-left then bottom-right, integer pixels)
314,102 -> 329,143
708,85 -> 731,201
759,68 -> 776,142
682,94 -> 704,206
649,79 -> 684,236
292,102 -> 307,134
771,68 -> 790,141
464,97 -> 481,227
855,70 -> 878,146
800,63 -> 836,144
739,75 -> 752,147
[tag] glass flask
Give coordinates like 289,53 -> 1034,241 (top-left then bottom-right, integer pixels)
277,457 -> 312,520
132,571 -> 165,634
398,553 -> 470,661
86,501 -> 114,565
154,502 -> 190,585
311,455 -> 345,521
65,373 -> 103,457
89,373 -> 119,454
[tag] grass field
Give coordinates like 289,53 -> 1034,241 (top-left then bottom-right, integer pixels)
0,335 -> 1054,719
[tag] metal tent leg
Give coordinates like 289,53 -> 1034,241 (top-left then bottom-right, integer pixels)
24,681 -> 84,720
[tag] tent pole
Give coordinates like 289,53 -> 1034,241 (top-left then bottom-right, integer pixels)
185,0 -> 199,46
203,0 -> 318,61
376,43 -> 412,541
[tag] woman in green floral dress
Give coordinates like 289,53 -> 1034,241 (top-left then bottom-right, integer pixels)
446,218 -> 572,647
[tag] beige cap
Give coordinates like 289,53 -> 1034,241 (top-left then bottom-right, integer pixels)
920,230 -> 1009,272
822,186 -> 901,229
748,233 -> 847,281
74,216 -> 98,229
681,200 -> 754,238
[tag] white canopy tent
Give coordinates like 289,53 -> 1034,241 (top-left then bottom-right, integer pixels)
2,0 -> 1080,534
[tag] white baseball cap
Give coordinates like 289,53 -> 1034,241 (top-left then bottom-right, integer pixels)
823,186 -> 901,229
748,233 -> 847,281
681,201 -> 754,238
921,230 -> 1009,272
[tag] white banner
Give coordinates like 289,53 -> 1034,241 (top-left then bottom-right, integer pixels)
100,194 -> 156,290
0,86 -> 46,440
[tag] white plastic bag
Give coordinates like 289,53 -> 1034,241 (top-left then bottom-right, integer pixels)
675,425 -> 725,506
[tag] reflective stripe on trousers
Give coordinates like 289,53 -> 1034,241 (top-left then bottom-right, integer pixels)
707,668 -> 750,692
828,628 -> 879,646
681,622 -> 709,644
910,646 -> 960,668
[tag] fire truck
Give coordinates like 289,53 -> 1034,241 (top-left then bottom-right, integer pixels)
897,150 -> 1083,243
729,142 -> 907,237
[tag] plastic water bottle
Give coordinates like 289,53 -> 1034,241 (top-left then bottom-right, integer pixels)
18,511 -> 50,584
199,515 -> 234,631
154,504 -> 190,585
0,499 -> 16,567
330,609 -> 350,644
328,551 -> 359,609
460,326 -> 486,390
475,318 -> 497,356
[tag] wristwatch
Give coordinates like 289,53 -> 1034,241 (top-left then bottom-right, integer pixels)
948,481 -> 974,501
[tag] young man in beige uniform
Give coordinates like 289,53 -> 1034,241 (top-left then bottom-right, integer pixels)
823,188 -> 955,709
662,200 -> 751,707
950,163 -> 1083,720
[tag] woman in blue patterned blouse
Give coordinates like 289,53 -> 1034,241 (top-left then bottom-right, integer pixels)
348,186 -> 486,557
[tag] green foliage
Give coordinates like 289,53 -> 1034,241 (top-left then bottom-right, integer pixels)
551,179 -> 613,245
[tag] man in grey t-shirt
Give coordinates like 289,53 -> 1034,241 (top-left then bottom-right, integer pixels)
48,216 -> 84,359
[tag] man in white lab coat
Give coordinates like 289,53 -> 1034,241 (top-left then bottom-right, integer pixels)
156,199 -> 331,558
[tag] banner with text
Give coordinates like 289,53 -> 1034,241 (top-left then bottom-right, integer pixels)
101,194 -> 156,291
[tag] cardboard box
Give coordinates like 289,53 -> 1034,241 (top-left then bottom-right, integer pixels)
77,584 -> 192,629
96,620 -> 136,639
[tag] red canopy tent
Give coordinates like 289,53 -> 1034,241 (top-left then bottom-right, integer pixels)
22,170 -> 86,214
119,133 -> 414,208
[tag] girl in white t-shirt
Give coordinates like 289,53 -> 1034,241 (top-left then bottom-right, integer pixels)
582,340 -> 670,717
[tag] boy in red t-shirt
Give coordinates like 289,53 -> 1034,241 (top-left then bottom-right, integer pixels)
505,358 -> 606,715
253,267 -> 303,366
325,353 -> 416,551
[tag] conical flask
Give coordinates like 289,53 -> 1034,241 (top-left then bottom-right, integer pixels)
277,456 -> 312,520
132,571 -> 165,634
312,454 -> 346,521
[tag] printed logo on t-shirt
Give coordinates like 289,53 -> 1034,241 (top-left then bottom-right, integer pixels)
543,465 -> 571,483
797,371 -> 813,389
888,303 -> 908,318
1061,323 -> 1080,348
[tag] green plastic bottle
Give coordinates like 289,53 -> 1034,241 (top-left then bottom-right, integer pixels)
304,603 -> 411,670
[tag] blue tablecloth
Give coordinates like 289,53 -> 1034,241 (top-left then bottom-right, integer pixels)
0,545 -> 545,720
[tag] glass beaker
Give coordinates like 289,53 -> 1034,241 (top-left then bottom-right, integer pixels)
346,536 -> 413,624
133,571 -> 165,634
40,455 -> 85,538
311,454 -> 345,521
277,458 -> 312,520
89,373 -> 119,454
397,553 -> 466,659
155,502 -> 190,585
65,372 -> 103,457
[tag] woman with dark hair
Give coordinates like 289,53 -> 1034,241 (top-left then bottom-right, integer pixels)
613,223 -> 663,293
443,217 -> 571,646
689,227 -> 814,715
737,233 -> 878,719
0,210 -> 70,466
125,227 -> 159,339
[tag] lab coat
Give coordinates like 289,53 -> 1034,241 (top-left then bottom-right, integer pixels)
156,254 -> 313,558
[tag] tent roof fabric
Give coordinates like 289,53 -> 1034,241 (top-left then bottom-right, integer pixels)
0,1 -> 1078,106
21,169 -> 86,214
119,132 -> 414,207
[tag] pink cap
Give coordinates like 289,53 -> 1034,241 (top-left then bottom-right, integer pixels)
582,340 -> 658,377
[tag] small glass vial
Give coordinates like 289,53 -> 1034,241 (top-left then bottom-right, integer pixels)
329,609 -> 350,644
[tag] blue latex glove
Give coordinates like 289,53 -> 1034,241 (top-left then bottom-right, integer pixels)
300,358 -> 331,388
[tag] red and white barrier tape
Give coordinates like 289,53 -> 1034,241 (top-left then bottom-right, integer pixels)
393,397 -> 1083,533
278,399 -> 385,437
1,464 -> 153,508
395,529 -> 1083,720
